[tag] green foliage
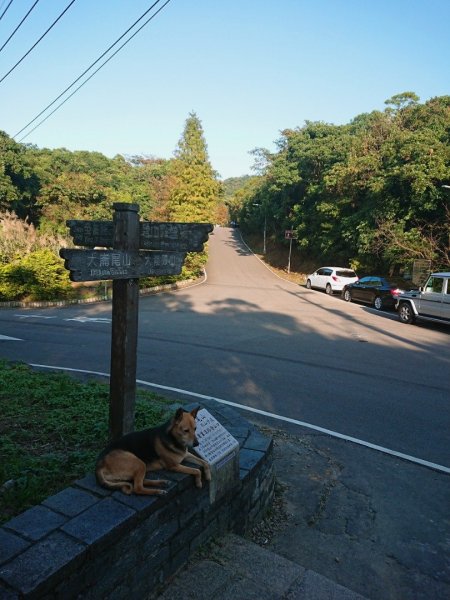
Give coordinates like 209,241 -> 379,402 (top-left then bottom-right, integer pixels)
0,131 -> 39,217
169,112 -> 222,223
0,249 -> 73,301
238,93 -> 450,271
0,360 -> 174,523
0,116 -> 221,299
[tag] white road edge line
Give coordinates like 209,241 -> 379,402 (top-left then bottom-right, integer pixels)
30,363 -> 450,475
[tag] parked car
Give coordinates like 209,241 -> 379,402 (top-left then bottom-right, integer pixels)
306,267 -> 358,295
342,276 -> 417,310
397,272 -> 450,326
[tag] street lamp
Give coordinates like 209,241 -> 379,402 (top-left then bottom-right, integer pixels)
252,203 -> 267,254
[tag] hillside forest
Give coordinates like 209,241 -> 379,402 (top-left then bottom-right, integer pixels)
0,112 -> 223,301
232,92 -> 449,276
1,93 -> 449,301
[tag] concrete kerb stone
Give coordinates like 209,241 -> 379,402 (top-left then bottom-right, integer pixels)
0,277 -> 201,310
0,403 -> 275,599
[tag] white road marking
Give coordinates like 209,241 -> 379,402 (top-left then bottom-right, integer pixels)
15,314 -> 57,319
29,363 -> 450,475
64,317 -> 111,323
0,334 -> 22,340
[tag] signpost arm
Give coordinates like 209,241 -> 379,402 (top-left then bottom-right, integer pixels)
109,203 -> 140,440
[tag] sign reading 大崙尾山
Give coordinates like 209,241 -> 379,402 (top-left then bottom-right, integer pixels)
60,249 -> 186,281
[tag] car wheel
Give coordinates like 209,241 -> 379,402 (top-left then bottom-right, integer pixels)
374,296 -> 384,310
398,302 -> 415,324
343,289 -> 352,302
306,279 -> 312,289
325,283 -> 333,295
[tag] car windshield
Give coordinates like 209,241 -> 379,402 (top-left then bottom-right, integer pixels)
386,278 -> 416,289
336,270 -> 356,278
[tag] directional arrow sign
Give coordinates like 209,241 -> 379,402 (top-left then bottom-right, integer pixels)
66,220 -> 213,251
60,249 -> 186,282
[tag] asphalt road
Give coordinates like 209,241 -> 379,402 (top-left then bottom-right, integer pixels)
1,226 -> 449,471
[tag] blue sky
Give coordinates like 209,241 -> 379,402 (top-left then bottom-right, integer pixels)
1,0 -> 449,180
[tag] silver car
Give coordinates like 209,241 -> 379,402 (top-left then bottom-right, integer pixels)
397,272 -> 450,326
306,267 -> 358,295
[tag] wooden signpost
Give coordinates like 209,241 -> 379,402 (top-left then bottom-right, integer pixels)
284,229 -> 298,274
61,203 -> 213,440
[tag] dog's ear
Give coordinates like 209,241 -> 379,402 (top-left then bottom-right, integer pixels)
190,406 -> 201,419
174,407 -> 185,423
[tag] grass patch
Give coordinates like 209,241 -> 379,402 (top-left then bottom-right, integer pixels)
0,360 -> 175,524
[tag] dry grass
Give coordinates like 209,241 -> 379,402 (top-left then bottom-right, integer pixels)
242,233 -> 317,286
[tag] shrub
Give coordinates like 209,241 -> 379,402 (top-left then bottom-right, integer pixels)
0,249 -> 73,301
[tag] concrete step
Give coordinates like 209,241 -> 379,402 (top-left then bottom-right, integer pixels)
156,534 -> 370,599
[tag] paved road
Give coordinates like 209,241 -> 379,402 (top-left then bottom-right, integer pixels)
1,227 -> 449,471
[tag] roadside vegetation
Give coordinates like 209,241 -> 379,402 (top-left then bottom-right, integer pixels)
0,360 -> 174,524
231,92 -> 450,276
0,112 -> 222,302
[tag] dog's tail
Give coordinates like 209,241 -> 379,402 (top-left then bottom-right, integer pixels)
95,465 -> 133,495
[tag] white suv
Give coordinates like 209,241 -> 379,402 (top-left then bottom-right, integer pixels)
397,272 -> 450,326
306,267 -> 358,295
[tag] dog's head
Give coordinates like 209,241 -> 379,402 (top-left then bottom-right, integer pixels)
170,407 -> 200,449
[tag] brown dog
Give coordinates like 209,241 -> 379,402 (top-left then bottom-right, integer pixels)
95,407 -> 211,495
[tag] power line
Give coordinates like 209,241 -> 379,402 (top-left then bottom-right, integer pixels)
14,0 -> 164,138
0,0 -> 40,54
16,0 -> 173,142
0,0 -> 14,23
0,0 -> 76,85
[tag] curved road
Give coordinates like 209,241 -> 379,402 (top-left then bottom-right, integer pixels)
1,227 -> 449,469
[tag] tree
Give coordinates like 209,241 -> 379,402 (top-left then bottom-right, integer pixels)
384,91 -> 419,111
168,112 -> 222,223
237,93 -> 450,272
0,131 -> 39,218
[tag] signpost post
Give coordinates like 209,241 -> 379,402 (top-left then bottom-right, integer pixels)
284,229 -> 297,274
109,204 -> 140,441
61,203 -> 212,440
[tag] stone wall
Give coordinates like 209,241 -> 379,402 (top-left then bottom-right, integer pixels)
0,402 -> 274,599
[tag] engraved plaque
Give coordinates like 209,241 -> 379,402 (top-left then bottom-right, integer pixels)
194,409 -> 239,503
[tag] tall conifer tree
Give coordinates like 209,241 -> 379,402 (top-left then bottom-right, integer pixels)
169,112 -> 221,222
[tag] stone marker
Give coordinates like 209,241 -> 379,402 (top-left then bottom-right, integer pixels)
194,409 -> 240,503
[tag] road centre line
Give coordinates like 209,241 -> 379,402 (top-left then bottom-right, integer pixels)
30,363 -> 450,475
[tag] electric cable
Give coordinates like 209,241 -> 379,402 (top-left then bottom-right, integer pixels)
16,0 -> 173,142
0,0 -> 14,23
0,0 -> 40,54
14,0 -> 163,138
0,0 -> 76,85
